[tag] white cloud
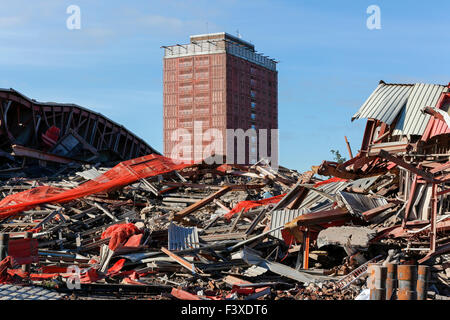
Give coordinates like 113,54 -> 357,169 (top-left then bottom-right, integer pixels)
0,16 -> 27,27
139,15 -> 184,30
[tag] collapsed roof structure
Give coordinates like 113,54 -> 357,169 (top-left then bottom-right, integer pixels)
0,82 -> 449,300
0,88 -> 158,171
317,80 -> 450,262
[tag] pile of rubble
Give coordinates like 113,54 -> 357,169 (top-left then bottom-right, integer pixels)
0,81 -> 449,300
0,154 -> 448,300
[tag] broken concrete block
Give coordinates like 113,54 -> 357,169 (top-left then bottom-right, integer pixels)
317,226 -> 376,249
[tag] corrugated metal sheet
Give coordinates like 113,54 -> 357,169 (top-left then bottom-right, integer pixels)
352,82 -> 448,137
426,103 -> 450,139
298,181 -> 348,211
168,222 -> 199,251
338,191 -> 388,217
392,84 -> 448,136
352,82 -> 413,125
430,117 -> 450,138
269,208 -> 309,239
345,176 -> 380,191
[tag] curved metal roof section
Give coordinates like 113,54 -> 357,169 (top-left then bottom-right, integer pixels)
0,88 -> 160,156
352,81 -> 448,137
351,81 -> 413,125
392,83 -> 448,136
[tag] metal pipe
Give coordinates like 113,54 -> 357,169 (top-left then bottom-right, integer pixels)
344,136 -> 353,159
370,288 -> 386,300
21,232 -> 32,272
397,265 -> 417,300
385,263 -> 397,300
302,229 -> 310,270
397,289 -> 417,300
0,233 -> 9,261
368,263 -> 385,301
374,265 -> 387,289
417,265 -> 430,300
367,263 -> 378,290
430,183 -> 438,253
368,263 -> 387,288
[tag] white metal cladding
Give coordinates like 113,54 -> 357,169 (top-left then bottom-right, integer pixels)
269,208 -> 309,240
298,181 -> 349,211
338,191 -> 388,217
345,175 -> 380,191
168,222 -> 199,251
352,83 -> 413,124
392,84 -> 449,136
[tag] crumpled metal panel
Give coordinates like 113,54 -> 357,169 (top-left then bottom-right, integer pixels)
392,83 -> 448,136
236,247 -> 334,284
352,82 -> 413,125
298,181 -> 348,211
242,265 -> 268,277
338,191 -> 388,217
269,181 -> 348,239
168,222 -> 199,251
346,175 -> 380,191
0,284 -> 65,300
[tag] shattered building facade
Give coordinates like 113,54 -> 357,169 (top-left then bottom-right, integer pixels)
0,80 -> 449,301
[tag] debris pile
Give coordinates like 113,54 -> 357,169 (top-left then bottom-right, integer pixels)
0,81 -> 449,300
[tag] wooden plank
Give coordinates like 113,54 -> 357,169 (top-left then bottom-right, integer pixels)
229,208 -> 245,233
430,161 -> 450,174
161,247 -> 199,274
172,186 -> 231,221
161,181 -> 263,191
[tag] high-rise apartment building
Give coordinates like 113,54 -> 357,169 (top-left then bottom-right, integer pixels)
162,32 -> 278,164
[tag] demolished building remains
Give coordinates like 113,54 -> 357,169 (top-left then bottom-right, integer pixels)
0,81 -> 449,300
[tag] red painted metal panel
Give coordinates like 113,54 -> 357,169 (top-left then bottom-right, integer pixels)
8,238 -> 39,265
423,93 -> 450,140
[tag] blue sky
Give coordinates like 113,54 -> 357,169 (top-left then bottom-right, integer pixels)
1,0 -> 449,172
